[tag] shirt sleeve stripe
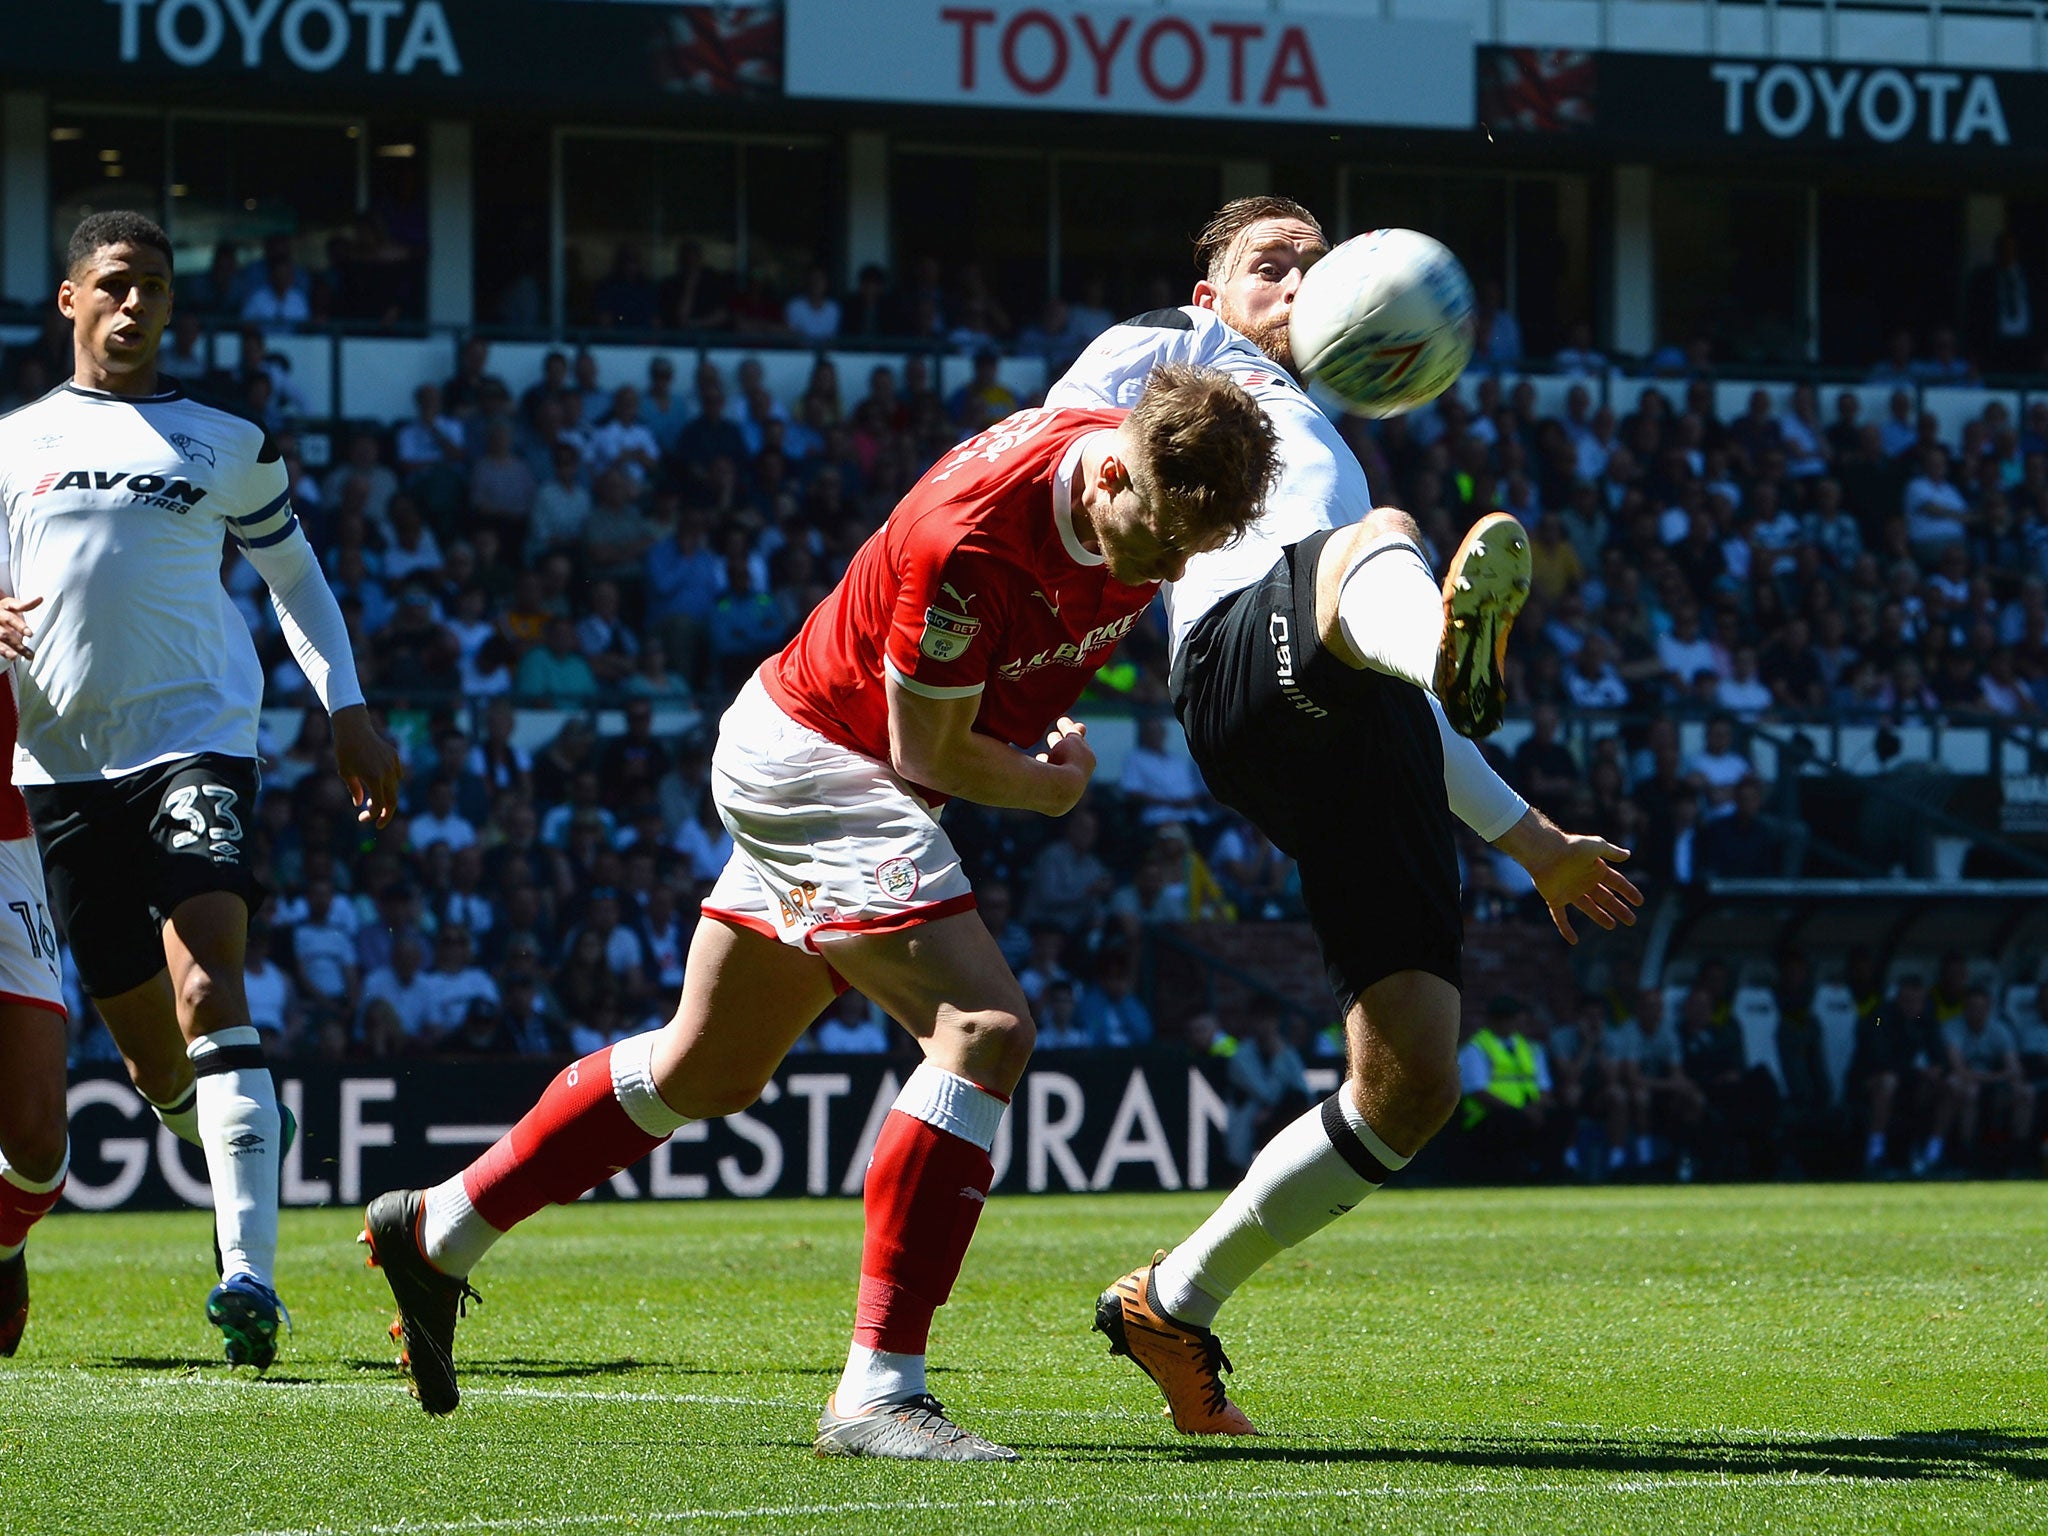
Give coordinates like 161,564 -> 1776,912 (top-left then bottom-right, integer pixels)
883,657 -> 986,701
232,488 -> 292,526
239,513 -> 301,550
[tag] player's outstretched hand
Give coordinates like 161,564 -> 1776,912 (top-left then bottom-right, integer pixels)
1531,833 -> 1641,945
0,595 -> 43,661
333,704 -> 404,828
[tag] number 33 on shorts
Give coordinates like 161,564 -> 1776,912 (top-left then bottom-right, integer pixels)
162,782 -> 244,861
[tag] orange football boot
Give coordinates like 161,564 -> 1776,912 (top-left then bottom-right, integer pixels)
1093,1254 -> 1258,1435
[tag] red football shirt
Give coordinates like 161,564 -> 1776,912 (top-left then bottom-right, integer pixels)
0,674 -> 25,841
762,407 -> 1157,797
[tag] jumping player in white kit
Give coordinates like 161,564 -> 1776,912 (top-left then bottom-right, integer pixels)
1050,197 -> 1642,1432
0,212 -> 401,1367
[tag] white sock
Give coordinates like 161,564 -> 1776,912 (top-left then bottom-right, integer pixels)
1154,1083 -> 1406,1329
189,1026 -> 280,1289
0,1147 -> 69,1261
883,1060 -> 1006,1150
1336,532 -> 1442,691
609,1029 -> 693,1137
421,1176 -> 496,1277
834,1062 -> 1006,1415
836,1344 -> 926,1417
143,1084 -> 202,1148
420,1030 -> 693,1278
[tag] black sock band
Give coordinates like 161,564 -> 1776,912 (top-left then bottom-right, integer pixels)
1319,1092 -> 1401,1185
192,1045 -> 268,1077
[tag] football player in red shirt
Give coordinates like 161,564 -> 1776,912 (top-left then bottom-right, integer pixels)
363,362 -> 1278,1458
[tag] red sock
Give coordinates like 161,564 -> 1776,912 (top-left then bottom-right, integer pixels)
0,1172 -> 64,1250
462,1047 -> 664,1232
853,1110 -> 995,1355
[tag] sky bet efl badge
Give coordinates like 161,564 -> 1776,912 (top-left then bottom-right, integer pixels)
918,583 -> 981,662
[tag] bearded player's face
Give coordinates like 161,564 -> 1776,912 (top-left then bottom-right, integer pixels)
1193,217 -> 1326,372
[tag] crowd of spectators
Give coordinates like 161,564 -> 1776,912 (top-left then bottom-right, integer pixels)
556,241 -> 1127,379
173,228 -> 426,330
1352,351 -> 2048,898
13,292 -> 2048,1187
1457,950 -> 2048,1183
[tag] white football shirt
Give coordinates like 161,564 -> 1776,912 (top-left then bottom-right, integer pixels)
0,383 -> 299,782
1046,305 -> 1371,660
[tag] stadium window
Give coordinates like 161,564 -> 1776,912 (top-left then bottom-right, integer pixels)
170,117 -> 396,318
1817,190 -> 1965,369
49,111 -> 168,262
890,147 -> 1051,331
1348,169 -> 1509,302
1056,156 -> 1222,318
560,134 -> 738,329
48,110 -> 425,325
474,127 -> 553,329
1653,177 -> 1807,367
743,143 -> 839,309
1271,162 -> 1342,236
1511,175 -> 1593,362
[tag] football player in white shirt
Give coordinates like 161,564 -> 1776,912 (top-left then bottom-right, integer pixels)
1052,198 -> 1639,1433
0,212 -> 401,1368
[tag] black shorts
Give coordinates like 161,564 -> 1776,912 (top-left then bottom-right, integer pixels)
25,753 -> 262,997
1170,529 -> 1461,1008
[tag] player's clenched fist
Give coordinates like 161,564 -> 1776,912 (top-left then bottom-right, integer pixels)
1035,715 -> 1096,815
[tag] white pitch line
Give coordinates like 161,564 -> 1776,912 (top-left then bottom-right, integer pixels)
222,1473 -> 1897,1536
18,1372 -> 2016,1446
0,1371 -> 1147,1421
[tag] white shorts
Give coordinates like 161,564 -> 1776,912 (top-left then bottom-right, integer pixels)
701,674 -> 976,954
0,835 -> 64,1017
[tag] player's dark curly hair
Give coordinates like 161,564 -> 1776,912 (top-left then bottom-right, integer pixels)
1194,196 -> 1325,285
67,210 -> 174,278
1125,361 -> 1280,546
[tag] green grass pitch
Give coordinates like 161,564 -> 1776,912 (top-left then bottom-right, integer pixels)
2,1185 -> 2043,1534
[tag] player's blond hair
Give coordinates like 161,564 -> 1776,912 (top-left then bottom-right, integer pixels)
1123,362 -> 1279,546
1194,196 -> 1326,286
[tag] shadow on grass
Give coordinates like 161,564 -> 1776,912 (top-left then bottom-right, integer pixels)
334,1356 -> 842,1382
463,1357 -> 653,1380
1032,1427 -> 2048,1483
